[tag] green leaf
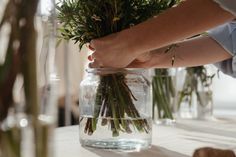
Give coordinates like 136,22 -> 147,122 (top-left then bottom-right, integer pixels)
56,0 -> 180,48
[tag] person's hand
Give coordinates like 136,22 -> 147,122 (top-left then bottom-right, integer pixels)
120,51 -> 151,68
88,30 -> 144,68
127,48 -> 170,68
193,147 -> 235,157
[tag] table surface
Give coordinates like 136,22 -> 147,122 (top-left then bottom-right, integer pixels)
54,117 -> 236,157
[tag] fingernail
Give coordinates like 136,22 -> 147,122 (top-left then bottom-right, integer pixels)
88,44 -> 95,51
88,55 -> 93,61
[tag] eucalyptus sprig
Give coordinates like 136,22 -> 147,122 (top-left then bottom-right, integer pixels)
57,0 -> 179,49
57,0 -> 180,136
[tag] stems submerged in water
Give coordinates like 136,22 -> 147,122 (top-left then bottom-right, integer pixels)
177,66 -> 214,108
83,73 -> 150,137
152,69 -> 176,120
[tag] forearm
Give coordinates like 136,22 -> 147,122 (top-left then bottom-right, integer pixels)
122,0 -> 235,56
148,36 -> 232,68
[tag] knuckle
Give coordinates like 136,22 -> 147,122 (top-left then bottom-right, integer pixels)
92,52 -> 98,59
90,40 -> 95,46
90,39 -> 100,47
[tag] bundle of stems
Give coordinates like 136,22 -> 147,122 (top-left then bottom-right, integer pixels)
177,66 -> 215,108
152,69 -> 176,120
84,72 -> 150,137
57,0 -> 180,136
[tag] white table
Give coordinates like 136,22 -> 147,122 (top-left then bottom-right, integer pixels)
55,118 -> 236,157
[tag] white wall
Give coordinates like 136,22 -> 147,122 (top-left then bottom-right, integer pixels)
209,65 -> 236,116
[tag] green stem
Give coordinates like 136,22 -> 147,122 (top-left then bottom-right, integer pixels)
0,127 -> 21,157
84,73 -> 150,137
153,76 -> 174,120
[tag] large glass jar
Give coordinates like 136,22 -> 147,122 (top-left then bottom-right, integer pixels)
79,68 -> 152,151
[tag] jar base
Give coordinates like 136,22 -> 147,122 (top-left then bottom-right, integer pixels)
154,118 -> 176,125
80,139 -> 151,151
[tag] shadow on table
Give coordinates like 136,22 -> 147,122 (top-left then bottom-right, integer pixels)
175,120 -> 236,139
184,136 -> 236,150
174,119 -> 236,152
85,145 -> 190,157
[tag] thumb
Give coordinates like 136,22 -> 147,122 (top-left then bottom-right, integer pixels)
135,52 -> 151,62
127,60 -> 149,68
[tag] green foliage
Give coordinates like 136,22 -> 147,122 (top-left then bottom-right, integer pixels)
57,0 -> 180,137
177,66 -> 215,107
152,69 -> 176,120
57,0 -> 179,49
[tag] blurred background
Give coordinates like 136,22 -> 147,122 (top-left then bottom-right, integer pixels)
0,0 -> 236,128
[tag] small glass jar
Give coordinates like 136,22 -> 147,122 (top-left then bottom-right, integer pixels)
79,68 -> 152,151
176,67 -> 214,119
152,68 -> 177,125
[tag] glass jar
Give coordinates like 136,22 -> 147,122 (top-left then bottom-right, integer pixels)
176,66 -> 214,119
79,68 -> 152,151
35,1 -> 58,156
152,69 -> 177,125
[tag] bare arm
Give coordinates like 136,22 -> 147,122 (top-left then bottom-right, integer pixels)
128,36 -> 232,68
90,0 -> 235,68
125,0 -> 235,55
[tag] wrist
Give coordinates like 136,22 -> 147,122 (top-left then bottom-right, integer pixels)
119,28 -> 145,57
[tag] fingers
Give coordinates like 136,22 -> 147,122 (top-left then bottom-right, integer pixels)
88,55 -> 93,61
88,59 -> 103,68
88,40 -> 100,62
193,147 -> 236,157
88,52 -> 99,61
88,44 -> 95,51
88,38 -> 139,68
88,51 -> 150,68
87,40 -> 96,62
88,40 -> 103,68
87,41 -> 98,65
89,40 -> 96,51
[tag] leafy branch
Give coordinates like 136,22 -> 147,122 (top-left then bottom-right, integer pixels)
57,0 -> 179,49
57,0 -> 180,136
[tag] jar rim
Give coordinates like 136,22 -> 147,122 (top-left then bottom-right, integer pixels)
151,68 -> 177,77
86,68 -> 146,74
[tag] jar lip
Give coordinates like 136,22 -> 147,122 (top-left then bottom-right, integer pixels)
86,68 -> 146,74
151,68 -> 177,77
